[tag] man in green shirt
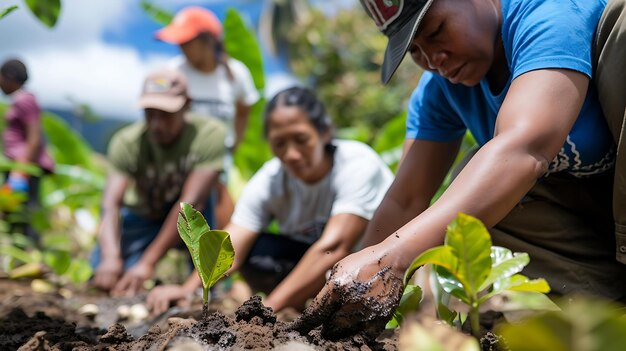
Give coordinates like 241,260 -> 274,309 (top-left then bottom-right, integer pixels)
91,69 -> 226,296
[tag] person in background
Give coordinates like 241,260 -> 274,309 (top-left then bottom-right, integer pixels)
146,86 -> 394,314
292,0 -> 626,339
91,69 -> 226,296
155,6 -> 261,230
0,58 -> 54,241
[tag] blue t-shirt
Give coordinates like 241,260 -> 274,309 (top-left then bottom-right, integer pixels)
406,0 -> 614,178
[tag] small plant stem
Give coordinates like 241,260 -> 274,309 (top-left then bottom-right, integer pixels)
469,301 -> 481,338
202,287 -> 209,320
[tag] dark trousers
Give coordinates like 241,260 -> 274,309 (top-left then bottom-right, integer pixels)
238,233 -> 311,295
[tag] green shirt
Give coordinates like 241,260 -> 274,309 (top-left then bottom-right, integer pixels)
107,114 -> 226,219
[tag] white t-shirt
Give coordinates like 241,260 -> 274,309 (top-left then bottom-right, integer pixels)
231,140 -> 394,244
172,56 -> 260,147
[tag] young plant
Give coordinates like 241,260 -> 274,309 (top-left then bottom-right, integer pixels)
177,202 -> 234,314
404,213 -> 551,338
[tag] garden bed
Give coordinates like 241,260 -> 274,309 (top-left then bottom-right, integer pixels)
0,279 -> 398,350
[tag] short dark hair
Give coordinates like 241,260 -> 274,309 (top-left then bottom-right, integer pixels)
1,59 -> 28,85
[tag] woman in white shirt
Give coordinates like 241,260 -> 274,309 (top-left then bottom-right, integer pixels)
146,87 -> 394,314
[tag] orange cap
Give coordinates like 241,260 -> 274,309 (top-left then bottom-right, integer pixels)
155,7 -> 222,44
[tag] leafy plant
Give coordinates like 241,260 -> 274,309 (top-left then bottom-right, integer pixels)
177,202 -> 235,311
497,297 -> 626,351
24,0 -> 60,28
0,5 -> 18,19
404,213 -> 551,337
386,284 -> 422,329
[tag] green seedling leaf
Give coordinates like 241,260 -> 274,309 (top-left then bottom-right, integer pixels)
25,0 -> 60,28
65,259 -> 93,284
386,284 -> 422,329
437,302 -> 458,326
0,5 -> 18,19
445,213 -> 492,298
43,250 -> 71,275
178,203 -> 235,291
140,0 -> 173,26
0,245 -> 37,264
404,246 -> 458,286
478,246 -> 528,291
435,266 -> 469,304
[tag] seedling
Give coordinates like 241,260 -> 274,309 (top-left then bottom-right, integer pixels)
404,213 -> 551,338
177,202 -> 234,316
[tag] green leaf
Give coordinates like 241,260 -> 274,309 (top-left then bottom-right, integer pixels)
437,302 -> 458,326
480,274 -> 550,303
25,0 -> 60,28
224,8 -> 264,90
386,284 -> 422,328
445,213 -> 492,297
404,246 -> 458,286
0,245 -> 37,264
43,250 -> 71,275
196,230 -> 235,289
140,0 -> 173,26
435,266 -> 470,304
177,202 -> 235,290
66,259 -> 93,284
478,247 -> 529,291
0,5 -> 18,20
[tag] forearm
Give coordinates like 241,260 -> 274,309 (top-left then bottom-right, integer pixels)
98,207 -> 122,259
361,196 -> 429,248
266,243 -> 350,311
379,140 -> 545,272
181,271 -> 202,292
234,114 -> 247,150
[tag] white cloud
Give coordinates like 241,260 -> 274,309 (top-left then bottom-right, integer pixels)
0,1 -> 169,120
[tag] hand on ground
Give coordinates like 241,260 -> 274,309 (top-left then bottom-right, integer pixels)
112,261 -> 153,297
92,257 -> 123,292
146,285 -> 192,315
289,248 -> 404,340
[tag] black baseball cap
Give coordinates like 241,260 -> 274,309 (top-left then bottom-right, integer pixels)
360,0 -> 435,84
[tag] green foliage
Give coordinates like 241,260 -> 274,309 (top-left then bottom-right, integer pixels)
222,8 -> 272,179
285,7 -> 421,141
386,284 -> 422,329
177,202 -> 235,304
140,0 -> 173,26
24,0 -> 60,28
404,213 -> 551,337
498,298 -> 626,351
0,5 -> 18,20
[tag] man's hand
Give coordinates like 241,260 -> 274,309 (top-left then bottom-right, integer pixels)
92,257 -> 123,291
289,248 -> 404,340
112,261 -> 154,297
146,284 -> 193,315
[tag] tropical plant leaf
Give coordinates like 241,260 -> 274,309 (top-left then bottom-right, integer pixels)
0,245 -> 36,264
437,302 -> 458,326
196,230 -> 235,291
66,259 -> 93,284
224,8 -> 264,90
43,250 -> 71,275
478,247 -> 529,291
24,0 -> 60,28
445,213 -> 492,298
0,5 -> 18,19
177,202 -> 234,290
480,274 -> 550,303
386,284 -> 422,329
140,0 -> 173,26
404,246 -> 458,286
435,266 -> 470,304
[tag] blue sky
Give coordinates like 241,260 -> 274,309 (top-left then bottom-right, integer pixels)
0,0 -> 356,120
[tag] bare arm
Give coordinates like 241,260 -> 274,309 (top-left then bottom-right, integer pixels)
92,173 -> 128,290
21,119 -> 42,165
113,168 -> 220,295
264,214 -> 368,312
233,101 -> 251,151
360,138 -> 461,248
378,69 -> 589,272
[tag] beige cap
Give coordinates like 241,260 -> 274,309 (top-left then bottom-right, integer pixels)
138,69 -> 188,113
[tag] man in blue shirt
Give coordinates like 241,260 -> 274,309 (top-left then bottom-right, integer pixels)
292,0 -> 626,340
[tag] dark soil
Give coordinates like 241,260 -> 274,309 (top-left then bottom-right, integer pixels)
0,280 -> 398,350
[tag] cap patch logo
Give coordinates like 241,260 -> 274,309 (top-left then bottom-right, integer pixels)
363,0 -> 403,31
145,78 -> 172,93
